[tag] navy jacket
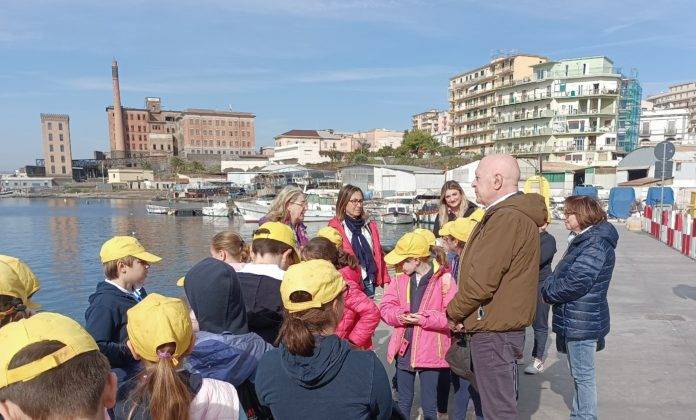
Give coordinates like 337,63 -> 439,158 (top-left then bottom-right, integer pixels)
85,282 -> 145,371
237,268 -> 284,344
255,335 -> 392,420
542,221 -> 618,342
539,231 -> 557,284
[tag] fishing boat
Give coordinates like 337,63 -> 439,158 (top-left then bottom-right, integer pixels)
146,204 -> 171,215
381,204 -> 415,224
232,196 -> 276,223
202,202 -> 231,217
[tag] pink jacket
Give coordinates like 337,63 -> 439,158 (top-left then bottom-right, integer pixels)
328,217 -> 391,287
335,266 -> 381,349
380,267 -> 457,369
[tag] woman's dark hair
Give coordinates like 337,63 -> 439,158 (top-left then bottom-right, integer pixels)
276,292 -> 343,356
335,184 -> 364,220
301,237 -> 358,270
564,195 -> 607,229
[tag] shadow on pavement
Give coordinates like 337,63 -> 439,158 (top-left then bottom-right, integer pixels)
673,284 -> 696,300
518,359 -> 574,419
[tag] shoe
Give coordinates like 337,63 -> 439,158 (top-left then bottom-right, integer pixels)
524,358 -> 545,374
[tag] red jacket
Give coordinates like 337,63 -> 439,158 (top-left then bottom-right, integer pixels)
328,217 -> 391,287
335,266 -> 381,350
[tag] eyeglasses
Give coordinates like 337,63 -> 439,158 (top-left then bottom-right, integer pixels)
348,199 -> 364,205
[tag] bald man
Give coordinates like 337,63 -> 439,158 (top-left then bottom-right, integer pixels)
447,154 -> 547,419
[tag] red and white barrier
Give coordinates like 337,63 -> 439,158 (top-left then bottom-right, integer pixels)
641,206 -> 696,260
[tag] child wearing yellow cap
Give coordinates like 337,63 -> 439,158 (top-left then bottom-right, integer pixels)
254,260 -> 393,419
0,312 -> 117,419
302,235 -> 380,350
114,293 -> 244,420
237,221 -> 299,344
380,232 -> 458,420
438,209 -> 484,280
85,236 -> 162,384
0,260 -> 35,329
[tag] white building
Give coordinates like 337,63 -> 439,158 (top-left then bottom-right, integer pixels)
445,161 -> 479,199
1,175 -> 55,191
412,109 -> 451,146
372,165 -> 444,197
107,168 -> 154,184
638,108 -> 690,146
271,142 -> 329,165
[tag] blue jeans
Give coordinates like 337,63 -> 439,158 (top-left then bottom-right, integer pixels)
566,339 -> 598,420
396,368 -> 442,420
451,373 -> 484,420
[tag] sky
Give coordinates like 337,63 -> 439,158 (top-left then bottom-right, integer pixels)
1,0 -> 695,170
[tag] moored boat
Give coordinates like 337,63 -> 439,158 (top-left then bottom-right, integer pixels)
202,202 -> 230,217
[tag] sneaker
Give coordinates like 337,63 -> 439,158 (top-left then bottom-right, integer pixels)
524,358 -> 545,374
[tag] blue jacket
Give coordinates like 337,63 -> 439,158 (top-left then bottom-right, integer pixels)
85,281 -> 145,373
542,221 -> 618,342
255,335 -> 392,420
184,330 -> 272,387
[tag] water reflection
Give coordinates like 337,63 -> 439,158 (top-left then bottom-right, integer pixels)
0,198 -> 420,324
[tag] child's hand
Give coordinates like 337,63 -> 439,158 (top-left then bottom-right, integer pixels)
402,313 -> 422,325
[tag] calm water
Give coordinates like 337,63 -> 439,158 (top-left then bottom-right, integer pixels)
0,197 -> 415,323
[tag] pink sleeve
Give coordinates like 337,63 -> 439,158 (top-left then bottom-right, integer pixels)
345,287 -> 381,349
416,273 -> 458,332
379,277 -> 409,327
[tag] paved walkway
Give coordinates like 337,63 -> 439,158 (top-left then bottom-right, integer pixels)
375,222 -> 696,419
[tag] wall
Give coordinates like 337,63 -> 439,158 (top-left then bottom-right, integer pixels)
340,166 -> 374,192
271,143 -> 329,165
221,158 -> 269,172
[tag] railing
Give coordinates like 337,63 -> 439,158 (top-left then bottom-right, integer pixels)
492,109 -> 557,123
553,88 -> 619,98
496,92 -> 551,106
491,143 -> 617,155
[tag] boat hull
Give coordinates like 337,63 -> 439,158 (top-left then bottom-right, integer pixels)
381,213 -> 415,224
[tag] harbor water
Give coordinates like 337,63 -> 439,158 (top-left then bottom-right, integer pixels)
0,197 -> 418,322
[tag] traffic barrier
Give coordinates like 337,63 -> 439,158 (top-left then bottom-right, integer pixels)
641,206 -> 695,260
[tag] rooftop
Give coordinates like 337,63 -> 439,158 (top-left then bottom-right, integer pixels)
617,146 -> 655,170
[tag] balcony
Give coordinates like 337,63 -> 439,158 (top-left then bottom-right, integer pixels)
492,143 -> 617,155
553,126 -> 616,136
463,100 -> 496,111
492,109 -> 557,124
493,127 -> 553,141
553,88 -> 619,99
496,92 -> 552,107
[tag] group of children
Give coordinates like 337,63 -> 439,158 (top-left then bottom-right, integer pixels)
0,207 -> 495,420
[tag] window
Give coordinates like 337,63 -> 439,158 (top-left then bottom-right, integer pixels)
60,145 -> 64,152
582,63 -> 587,75
160,144 -> 164,150
216,130 -> 220,136
152,144 -> 156,150
139,144 -> 143,150
49,145 -> 54,152
62,166 -> 66,174
190,129 -> 195,135
129,114 -> 133,120
61,156 -> 65,163
47,122 -> 52,130
167,145 -> 171,150
130,125 -> 134,131
196,129 -> 200,135
51,165 -> 55,173
48,133 -> 53,141
59,134 -> 64,141
50,156 -> 54,163
59,123 -> 63,130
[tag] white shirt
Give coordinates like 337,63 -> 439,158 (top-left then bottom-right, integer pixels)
568,225 -> 593,243
485,191 -> 519,210
237,263 -> 285,281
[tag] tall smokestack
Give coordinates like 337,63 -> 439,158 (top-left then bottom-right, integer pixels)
112,59 -> 126,158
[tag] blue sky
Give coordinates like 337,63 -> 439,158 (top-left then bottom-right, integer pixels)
1,0 -> 695,170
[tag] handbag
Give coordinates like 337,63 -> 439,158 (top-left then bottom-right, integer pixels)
445,333 -> 477,388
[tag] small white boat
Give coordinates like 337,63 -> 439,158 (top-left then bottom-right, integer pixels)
202,202 -> 230,217
146,204 -> 171,215
233,198 -> 274,223
381,205 -> 415,224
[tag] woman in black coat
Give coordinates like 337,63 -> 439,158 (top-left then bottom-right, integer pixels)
432,180 -> 478,237
542,196 -> 618,420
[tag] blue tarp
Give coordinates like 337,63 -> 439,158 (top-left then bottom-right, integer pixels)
646,186 -> 675,206
573,186 -> 599,198
608,187 -> 635,219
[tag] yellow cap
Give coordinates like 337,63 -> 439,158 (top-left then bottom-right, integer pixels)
281,260 -> 346,313
126,294 -> 192,367
0,255 -> 40,302
412,228 -> 436,247
384,232 -> 431,266
100,236 -> 162,264
0,261 -> 35,310
438,209 -> 485,243
316,226 -> 343,248
253,222 -> 299,262
176,276 -> 186,287
0,312 -> 99,388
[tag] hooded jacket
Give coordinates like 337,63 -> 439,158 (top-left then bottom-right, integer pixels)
255,335 -> 392,420
335,266 -> 381,350
447,193 -> 548,332
380,267 -> 457,368
328,217 -> 390,287
85,281 -> 145,370
542,221 -> 618,342
236,263 -> 285,344
183,258 -> 272,386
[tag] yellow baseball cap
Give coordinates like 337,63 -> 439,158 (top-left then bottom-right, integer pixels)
0,312 -> 99,388
253,222 -> 299,262
316,226 -> 343,248
176,276 -> 186,287
100,236 -> 162,264
0,261 -> 37,310
126,294 -> 192,367
438,209 -> 485,243
412,228 -> 436,247
383,232 -> 431,266
281,260 -> 346,313
0,255 -> 40,301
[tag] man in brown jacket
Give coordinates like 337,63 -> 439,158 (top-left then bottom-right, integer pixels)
447,154 -> 547,420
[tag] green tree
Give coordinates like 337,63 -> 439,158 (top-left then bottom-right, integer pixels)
170,157 -> 185,173
319,150 -> 346,162
375,146 -> 396,157
400,130 -> 439,156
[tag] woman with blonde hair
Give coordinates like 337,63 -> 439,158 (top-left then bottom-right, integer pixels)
432,180 -> 478,237
263,185 -> 309,246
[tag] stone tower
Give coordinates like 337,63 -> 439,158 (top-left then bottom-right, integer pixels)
111,59 -> 126,158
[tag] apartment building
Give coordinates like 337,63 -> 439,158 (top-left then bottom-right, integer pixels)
638,108 -> 690,145
40,113 -> 73,178
411,109 -> 450,145
647,82 -> 696,133
351,128 -> 404,152
491,56 -> 640,165
449,54 -> 548,154
178,109 -> 256,158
